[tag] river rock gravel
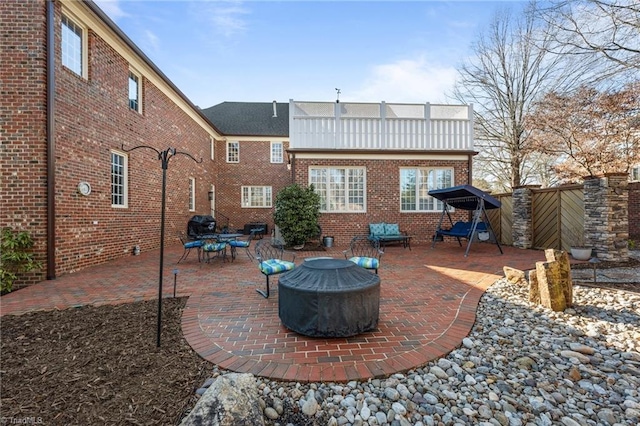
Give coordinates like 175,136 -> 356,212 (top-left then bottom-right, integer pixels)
195,280 -> 640,425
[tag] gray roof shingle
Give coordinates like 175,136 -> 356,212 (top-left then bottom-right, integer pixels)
201,102 -> 289,137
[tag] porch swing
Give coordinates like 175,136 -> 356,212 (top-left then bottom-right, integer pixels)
428,184 -> 503,257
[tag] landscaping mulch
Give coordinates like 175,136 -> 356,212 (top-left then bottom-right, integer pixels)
0,298 -> 211,426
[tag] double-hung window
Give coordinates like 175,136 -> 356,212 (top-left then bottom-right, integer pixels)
189,178 -> 196,211
271,142 -> 283,163
400,167 -> 453,212
309,167 -> 366,213
226,141 -> 239,163
61,14 -> 86,78
128,70 -> 142,112
111,151 -> 128,207
632,166 -> 640,182
242,186 -> 272,208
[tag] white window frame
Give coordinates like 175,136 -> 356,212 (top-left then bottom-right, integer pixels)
400,167 -> 453,212
210,136 -> 215,161
270,141 -> 283,163
189,178 -> 196,211
111,150 -> 128,208
309,167 -> 366,213
226,141 -> 239,163
631,166 -> 640,182
128,69 -> 142,113
61,12 -> 88,79
242,186 -> 272,208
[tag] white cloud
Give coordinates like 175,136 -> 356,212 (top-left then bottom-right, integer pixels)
143,30 -> 160,54
350,56 -> 458,104
196,0 -> 250,38
93,0 -> 128,20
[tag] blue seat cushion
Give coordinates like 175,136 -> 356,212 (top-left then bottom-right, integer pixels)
184,240 -> 203,249
259,259 -> 295,275
229,240 -> 250,248
369,222 -> 386,236
349,256 -> 379,270
385,223 -> 400,235
203,242 -> 226,252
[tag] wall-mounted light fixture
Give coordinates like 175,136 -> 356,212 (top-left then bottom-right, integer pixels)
208,190 -> 214,201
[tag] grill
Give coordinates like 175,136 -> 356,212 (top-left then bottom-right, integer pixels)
187,215 -> 216,239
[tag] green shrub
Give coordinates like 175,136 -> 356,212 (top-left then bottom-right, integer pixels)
273,184 -> 321,247
1,228 -> 42,293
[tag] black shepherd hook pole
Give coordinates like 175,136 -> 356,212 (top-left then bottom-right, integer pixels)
122,144 -> 201,347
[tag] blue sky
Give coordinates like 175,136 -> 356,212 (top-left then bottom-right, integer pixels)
94,0 -> 522,108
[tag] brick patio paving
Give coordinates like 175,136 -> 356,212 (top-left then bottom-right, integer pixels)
0,241 -> 545,382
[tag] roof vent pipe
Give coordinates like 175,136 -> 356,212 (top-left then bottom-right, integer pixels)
272,100 -> 277,117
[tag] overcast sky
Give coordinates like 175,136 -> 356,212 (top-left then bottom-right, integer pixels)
94,0 -> 524,108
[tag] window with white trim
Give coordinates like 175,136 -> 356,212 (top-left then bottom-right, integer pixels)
309,167 -> 366,213
242,186 -> 272,208
111,151 -> 128,207
271,142 -> 283,163
631,166 -> 640,182
226,141 -> 239,163
400,167 -> 453,212
189,178 -> 196,211
128,70 -> 142,112
61,14 -> 86,78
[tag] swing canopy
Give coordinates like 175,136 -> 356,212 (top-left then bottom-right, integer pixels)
428,184 -> 503,257
428,184 -> 501,210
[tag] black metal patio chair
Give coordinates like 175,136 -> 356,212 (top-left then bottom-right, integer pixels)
254,238 -> 295,298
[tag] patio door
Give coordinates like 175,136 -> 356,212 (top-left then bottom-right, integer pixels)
209,184 -> 215,217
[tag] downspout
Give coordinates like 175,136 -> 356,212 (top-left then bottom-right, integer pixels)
46,0 -> 56,279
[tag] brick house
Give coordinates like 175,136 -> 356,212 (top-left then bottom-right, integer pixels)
1,0 -> 475,288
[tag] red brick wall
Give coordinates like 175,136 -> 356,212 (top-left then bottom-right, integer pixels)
1,1 -> 217,286
0,0 -> 48,287
292,158 -> 469,246
629,182 -> 640,242
214,140 -> 291,233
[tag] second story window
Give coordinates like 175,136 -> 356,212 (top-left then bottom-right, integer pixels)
271,142 -> 283,163
631,166 -> 640,182
227,141 -> 239,163
61,14 -> 85,78
128,70 -> 141,112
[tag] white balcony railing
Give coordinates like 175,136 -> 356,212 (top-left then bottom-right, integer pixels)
289,100 -> 474,151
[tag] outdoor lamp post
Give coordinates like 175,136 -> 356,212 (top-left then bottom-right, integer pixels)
589,256 -> 601,284
122,144 -> 201,347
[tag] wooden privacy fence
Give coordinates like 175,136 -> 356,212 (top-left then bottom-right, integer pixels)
487,185 -> 584,251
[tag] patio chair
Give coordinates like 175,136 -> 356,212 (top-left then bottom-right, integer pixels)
202,241 -> 228,264
228,227 -> 263,261
177,232 -> 204,263
343,235 -> 383,274
254,238 -> 295,298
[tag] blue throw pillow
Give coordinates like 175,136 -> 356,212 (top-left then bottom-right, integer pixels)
369,223 -> 386,236
385,223 -> 399,235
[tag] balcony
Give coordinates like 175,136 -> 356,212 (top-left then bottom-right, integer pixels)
289,100 -> 474,151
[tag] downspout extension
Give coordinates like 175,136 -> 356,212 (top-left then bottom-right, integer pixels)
46,0 -> 56,280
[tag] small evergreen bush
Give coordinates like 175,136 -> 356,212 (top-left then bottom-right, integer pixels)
273,184 -> 321,247
1,228 -> 42,293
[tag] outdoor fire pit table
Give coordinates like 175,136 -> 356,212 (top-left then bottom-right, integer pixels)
278,258 -> 380,337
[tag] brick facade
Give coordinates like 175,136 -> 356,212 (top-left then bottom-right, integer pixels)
1,0 -> 218,287
292,157 -> 470,246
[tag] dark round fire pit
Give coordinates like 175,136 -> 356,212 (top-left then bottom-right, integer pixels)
278,258 -> 380,337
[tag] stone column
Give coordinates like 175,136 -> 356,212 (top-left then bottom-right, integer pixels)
512,185 -> 540,249
583,174 -> 629,262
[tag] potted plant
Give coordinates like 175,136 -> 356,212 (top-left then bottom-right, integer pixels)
566,224 -> 593,260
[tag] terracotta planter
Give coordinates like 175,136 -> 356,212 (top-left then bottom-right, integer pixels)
570,247 -> 593,261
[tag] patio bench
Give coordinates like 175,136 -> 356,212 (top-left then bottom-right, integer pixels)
368,222 -> 411,250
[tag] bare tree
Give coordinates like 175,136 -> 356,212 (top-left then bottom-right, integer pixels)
453,2 -> 580,189
528,83 -> 640,183
538,0 -> 640,71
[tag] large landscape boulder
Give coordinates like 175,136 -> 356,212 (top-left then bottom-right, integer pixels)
180,373 -> 264,426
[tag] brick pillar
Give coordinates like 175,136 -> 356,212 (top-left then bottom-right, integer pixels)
583,174 -> 629,262
512,186 -> 540,249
